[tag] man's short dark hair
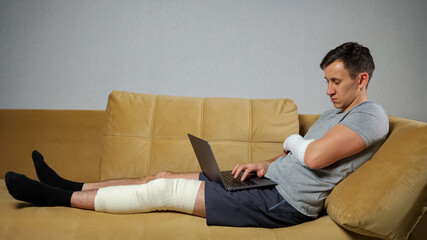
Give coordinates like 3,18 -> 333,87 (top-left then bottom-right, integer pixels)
320,42 -> 375,84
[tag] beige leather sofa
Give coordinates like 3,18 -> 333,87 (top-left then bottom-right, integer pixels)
1,91 -> 426,240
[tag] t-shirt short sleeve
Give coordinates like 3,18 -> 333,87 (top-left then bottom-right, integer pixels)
340,102 -> 389,147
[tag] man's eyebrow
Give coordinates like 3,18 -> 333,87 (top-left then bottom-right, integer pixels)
325,77 -> 340,82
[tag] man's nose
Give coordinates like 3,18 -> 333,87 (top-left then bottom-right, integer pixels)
327,83 -> 335,96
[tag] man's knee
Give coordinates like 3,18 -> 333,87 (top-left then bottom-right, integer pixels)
95,178 -> 201,214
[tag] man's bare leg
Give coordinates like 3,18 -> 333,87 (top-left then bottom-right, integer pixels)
70,189 -> 97,210
193,181 -> 206,217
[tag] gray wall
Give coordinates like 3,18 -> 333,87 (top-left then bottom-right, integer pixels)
1,0 -> 426,122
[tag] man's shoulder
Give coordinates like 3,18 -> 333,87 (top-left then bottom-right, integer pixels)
347,101 -> 388,123
352,101 -> 387,114
342,101 -> 389,145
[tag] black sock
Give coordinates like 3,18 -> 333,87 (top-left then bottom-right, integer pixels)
32,150 -> 83,191
5,171 -> 73,207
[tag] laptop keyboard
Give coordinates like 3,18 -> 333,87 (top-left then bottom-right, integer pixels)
221,171 -> 257,187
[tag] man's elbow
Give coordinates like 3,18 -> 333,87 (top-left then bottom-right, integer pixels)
304,159 -> 324,169
304,152 -> 325,169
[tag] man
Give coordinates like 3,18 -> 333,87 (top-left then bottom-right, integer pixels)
5,42 -> 389,228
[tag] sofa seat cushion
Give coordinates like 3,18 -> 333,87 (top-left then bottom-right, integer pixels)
99,91 -> 300,180
325,116 -> 427,240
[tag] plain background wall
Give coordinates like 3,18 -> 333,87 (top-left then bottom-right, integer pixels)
1,0 -> 426,122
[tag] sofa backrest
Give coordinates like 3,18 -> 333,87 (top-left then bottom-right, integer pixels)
0,109 -> 105,182
99,91 -> 299,180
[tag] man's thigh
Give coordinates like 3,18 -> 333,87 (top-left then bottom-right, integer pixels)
199,173 -> 313,228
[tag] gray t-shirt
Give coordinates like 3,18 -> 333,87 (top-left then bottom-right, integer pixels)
265,101 -> 389,217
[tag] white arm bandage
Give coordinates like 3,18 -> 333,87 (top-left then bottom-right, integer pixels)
94,178 -> 201,214
283,134 -> 314,167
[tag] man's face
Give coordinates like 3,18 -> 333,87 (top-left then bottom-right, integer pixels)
324,60 -> 362,112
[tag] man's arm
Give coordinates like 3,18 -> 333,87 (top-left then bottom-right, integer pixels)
304,124 -> 366,169
232,123 -> 366,180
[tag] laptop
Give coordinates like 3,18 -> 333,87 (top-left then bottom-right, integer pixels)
188,134 -> 277,191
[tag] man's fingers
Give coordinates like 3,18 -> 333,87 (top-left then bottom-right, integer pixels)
231,165 -> 239,175
241,169 -> 252,181
257,167 -> 266,178
232,163 -> 264,180
232,164 -> 244,176
241,165 -> 258,181
233,165 -> 245,178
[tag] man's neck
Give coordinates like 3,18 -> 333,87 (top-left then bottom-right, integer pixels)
342,93 -> 368,113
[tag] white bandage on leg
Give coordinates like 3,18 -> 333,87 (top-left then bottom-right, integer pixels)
94,178 -> 202,214
284,134 -> 314,167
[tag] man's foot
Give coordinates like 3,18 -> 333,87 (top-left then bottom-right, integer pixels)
32,150 -> 83,191
5,171 -> 73,207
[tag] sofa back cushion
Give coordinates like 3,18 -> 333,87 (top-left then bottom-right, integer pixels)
99,91 -> 299,180
0,109 -> 104,183
325,116 -> 427,240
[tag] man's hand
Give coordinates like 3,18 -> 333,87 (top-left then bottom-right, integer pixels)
232,162 -> 269,181
231,153 -> 286,181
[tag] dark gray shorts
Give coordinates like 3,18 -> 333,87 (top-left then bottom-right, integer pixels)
199,173 -> 314,228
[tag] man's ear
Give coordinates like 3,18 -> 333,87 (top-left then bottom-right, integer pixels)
358,72 -> 369,88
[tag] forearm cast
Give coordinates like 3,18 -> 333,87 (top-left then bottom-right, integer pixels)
283,134 -> 314,167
